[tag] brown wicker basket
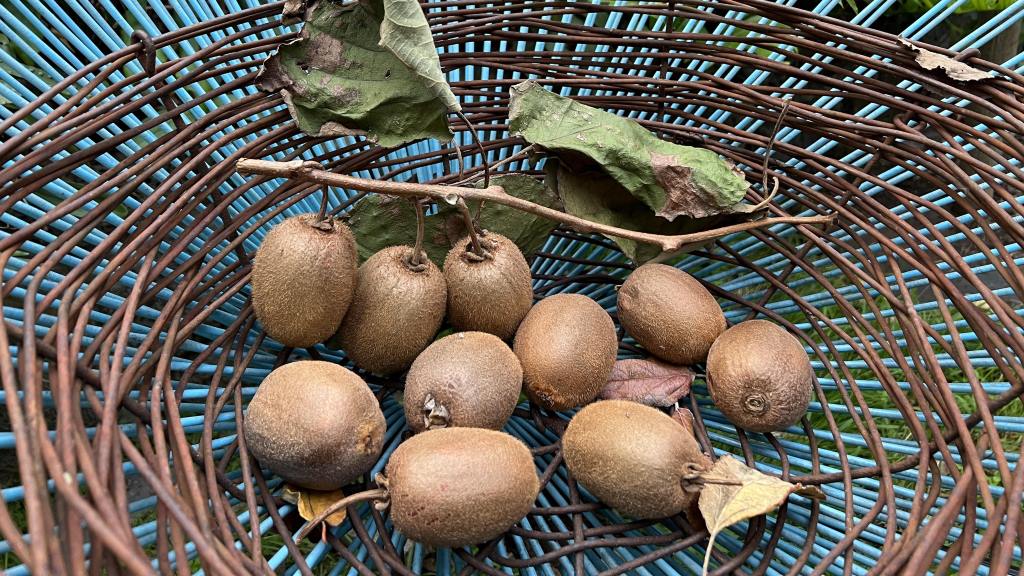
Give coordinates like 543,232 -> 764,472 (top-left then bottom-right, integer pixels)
1,1 -> 1022,574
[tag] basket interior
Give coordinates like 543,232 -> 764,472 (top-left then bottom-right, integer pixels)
1,1 -> 1023,574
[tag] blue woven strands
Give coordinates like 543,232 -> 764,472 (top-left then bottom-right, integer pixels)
1,0 -> 1023,574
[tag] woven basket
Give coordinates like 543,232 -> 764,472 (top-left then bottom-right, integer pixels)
1,1 -> 1023,574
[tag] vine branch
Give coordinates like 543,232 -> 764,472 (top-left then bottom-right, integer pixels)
237,159 -> 835,253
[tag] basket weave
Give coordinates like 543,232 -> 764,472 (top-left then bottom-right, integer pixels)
1,1 -> 1023,574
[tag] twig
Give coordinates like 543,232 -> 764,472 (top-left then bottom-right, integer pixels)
237,159 -> 836,253
293,488 -> 389,542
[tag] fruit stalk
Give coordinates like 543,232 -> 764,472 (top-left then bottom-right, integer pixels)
294,487 -> 389,541
237,159 -> 836,253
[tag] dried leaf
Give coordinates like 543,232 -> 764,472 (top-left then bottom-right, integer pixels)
699,456 -> 795,575
379,0 -> 461,112
509,81 -> 750,220
898,38 -> 991,82
346,174 -> 560,265
550,162 -> 760,263
297,488 -> 348,527
257,0 -> 452,146
283,0 -> 305,16
794,485 -> 827,500
601,358 -> 696,407
670,406 -> 696,436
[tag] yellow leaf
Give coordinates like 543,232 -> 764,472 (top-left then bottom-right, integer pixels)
297,488 -> 348,527
698,456 -> 795,575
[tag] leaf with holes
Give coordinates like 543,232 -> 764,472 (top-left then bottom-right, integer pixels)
549,161 -> 761,263
600,358 -> 696,407
698,456 -> 796,574
510,81 -> 752,221
257,0 -> 452,146
346,174 -> 561,265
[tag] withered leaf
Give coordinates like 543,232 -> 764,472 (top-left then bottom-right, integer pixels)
257,0 -> 452,146
550,161 -> 760,263
898,37 -> 991,82
698,456 -> 796,574
670,406 -> 696,436
600,358 -> 696,407
297,488 -> 348,527
509,80 -> 751,220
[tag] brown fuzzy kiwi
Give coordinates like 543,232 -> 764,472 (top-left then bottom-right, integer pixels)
251,214 -> 357,348
329,245 -> 447,375
562,400 -> 706,519
617,263 -> 726,365
385,427 -> 539,547
513,293 -> 617,411
243,361 -> 385,491
706,319 -> 814,433
443,232 -> 533,340
404,331 -> 523,432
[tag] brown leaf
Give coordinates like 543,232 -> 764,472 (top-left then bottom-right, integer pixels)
898,38 -> 991,82
282,0 -> 305,17
698,456 -> 795,575
670,406 -> 696,436
297,488 -> 348,527
794,484 -> 827,500
601,359 -> 696,407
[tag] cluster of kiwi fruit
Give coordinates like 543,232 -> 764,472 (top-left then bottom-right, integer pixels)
244,210 -> 815,544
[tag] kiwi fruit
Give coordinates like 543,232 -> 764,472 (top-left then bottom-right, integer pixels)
330,245 -> 447,375
513,293 -> 617,411
706,319 -> 814,433
243,361 -> 385,490
562,400 -> 705,519
617,263 -> 726,365
385,427 -> 539,547
443,232 -> 533,340
251,214 -> 358,348
404,331 -> 522,432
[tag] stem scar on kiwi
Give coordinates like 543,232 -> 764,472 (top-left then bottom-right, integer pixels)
243,361 -> 386,491
295,428 -> 540,548
404,331 -> 523,433
705,319 -> 814,433
328,199 -> 446,375
251,213 -> 358,348
562,400 -> 707,519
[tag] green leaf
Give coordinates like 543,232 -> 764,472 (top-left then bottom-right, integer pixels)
379,0 -> 461,112
551,162 -> 758,264
257,0 -> 452,147
698,456 -> 796,575
509,81 -> 750,220
347,174 -> 561,266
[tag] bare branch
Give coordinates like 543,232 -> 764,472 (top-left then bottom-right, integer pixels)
236,158 -> 835,253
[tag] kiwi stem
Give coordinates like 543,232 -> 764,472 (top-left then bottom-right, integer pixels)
294,488 -> 389,541
456,198 -> 486,257
317,185 -> 329,222
409,198 -> 425,267
237,159 -> 836,253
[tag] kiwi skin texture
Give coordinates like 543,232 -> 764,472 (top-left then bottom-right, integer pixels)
385,427 -> 539,547
617,263 -> 726,365
404,331 -> 523,433
330,245 -> 447,375
443,232 -> 534,341
251,214 -> 357,348
706,319 -> 814,433
562,400 -> 705,519
243,361 -> 385,491
513,293 -> 618,411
